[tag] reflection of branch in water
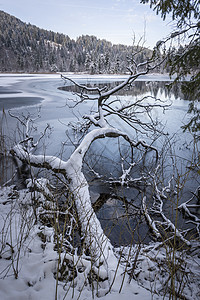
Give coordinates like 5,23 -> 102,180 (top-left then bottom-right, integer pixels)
92,192 -> 141,215
178,186 -> 200,236
59,80 -> 183,99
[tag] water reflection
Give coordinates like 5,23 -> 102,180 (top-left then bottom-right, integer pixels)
59,80 -> 185,100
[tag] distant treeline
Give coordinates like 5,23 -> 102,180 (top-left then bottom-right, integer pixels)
0,10 -> 155,74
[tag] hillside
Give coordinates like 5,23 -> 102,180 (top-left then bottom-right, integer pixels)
0,10 -> 152,73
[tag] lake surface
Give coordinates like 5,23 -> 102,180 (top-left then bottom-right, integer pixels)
0,73 -> 199,245
0,73 -> 192,163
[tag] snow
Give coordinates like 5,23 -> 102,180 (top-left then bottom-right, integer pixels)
1,184 -> 200,300
0,73 -> 60,87
0,185 -> 153,300
142,196 -> 161,239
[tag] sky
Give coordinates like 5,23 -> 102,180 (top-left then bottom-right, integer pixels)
0,0 -> 173,49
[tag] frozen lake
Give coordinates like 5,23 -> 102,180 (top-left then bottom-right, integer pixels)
0,73 -> 191,156
0,73 -> 199,245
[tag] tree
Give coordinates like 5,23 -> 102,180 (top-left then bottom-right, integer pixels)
5,45 -> 200,298
9,49 -> 173,291
140,0 -> 200,131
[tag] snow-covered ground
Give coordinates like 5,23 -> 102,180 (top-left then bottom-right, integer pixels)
0,185 -> 154,300
0,184 -> 199,300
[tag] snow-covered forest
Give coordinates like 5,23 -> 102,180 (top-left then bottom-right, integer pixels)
0,10 -> 153,74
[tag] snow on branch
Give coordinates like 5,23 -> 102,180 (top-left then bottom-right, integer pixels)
142,196 -> 161,239
11,144 -> 69,177
178,186 -> 200,236
61,54 -> 170,138
70,127 -> 158,164
147,167 -> 191,246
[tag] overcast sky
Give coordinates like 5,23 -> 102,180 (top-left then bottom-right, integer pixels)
0,0 -> 173,49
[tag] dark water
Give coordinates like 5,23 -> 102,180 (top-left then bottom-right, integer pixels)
0,96 -> 43,110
